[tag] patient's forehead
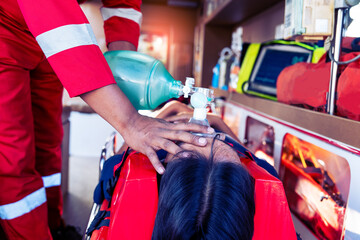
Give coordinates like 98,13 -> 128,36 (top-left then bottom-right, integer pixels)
166,138 -> 240,164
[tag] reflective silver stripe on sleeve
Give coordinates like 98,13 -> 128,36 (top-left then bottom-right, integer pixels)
0,188 -> 46,220
36,23 -> 98,58
42,173 -> 61,188
101,7 -> 142,25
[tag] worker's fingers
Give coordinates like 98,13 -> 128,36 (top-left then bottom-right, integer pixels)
160,128 -> 209,147
156,138 -> 184,156
166,121 -> 214,135
144,118 -> 213,147
123,115 -> 216,174
144,147 -> 165,174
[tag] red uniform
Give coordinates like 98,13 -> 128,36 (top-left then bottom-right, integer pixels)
0,0 -> 142,238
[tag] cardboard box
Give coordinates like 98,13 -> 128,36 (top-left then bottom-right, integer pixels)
284,0 -> 334,41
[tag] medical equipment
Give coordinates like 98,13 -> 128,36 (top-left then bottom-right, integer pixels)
104,50 -> 213,110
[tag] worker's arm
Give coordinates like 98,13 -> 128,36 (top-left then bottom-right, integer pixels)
17,0 -> 212,174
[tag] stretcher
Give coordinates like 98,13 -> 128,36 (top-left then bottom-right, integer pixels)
84,132 -> 298,240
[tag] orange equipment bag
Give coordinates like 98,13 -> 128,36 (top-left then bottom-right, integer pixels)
87,151 -> 297,240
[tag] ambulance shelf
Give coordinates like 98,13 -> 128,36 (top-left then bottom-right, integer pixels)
213,88 -> 360,150
201,0 -> 282,26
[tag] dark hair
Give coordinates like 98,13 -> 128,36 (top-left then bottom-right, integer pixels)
152,151 -> 255,240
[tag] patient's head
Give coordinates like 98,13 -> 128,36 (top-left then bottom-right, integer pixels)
152,147 -> 255,240
165,133 -> 240,165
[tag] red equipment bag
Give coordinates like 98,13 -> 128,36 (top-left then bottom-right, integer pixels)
277,37 -> 360,120
276,55 -> 330,111
88,151 -> 296,240
337,51 -> 360,121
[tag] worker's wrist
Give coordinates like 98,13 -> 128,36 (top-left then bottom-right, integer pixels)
119,110 -> 143,142
108,41 -> 136,51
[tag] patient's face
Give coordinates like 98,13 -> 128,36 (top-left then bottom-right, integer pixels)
166,136 -> 239,164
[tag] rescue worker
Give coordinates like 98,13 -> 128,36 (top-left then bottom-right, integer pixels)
0,0 -> 211,239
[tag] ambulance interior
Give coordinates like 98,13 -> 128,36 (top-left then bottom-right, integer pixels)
57,0 -> 360,240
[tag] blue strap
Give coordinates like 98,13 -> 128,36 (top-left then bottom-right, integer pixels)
86,210 -> 111,236
93,153 -> 125,204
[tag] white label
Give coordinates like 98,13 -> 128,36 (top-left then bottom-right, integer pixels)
315,19 -> 329,32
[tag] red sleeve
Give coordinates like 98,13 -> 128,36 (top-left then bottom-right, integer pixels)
17,0 -> 116,97
101,0 -> 142,49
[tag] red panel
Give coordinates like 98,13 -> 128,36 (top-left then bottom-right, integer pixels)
107,152 -> 158,240
91,226 -> 109,240
241,158 -> 297,240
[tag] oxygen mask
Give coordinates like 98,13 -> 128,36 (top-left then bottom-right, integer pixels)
181,77 -> 215,137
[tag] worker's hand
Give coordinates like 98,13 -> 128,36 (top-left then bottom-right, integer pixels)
80,85 -> 212,174
121,114 -> 214,174
166,112 -> 241,142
